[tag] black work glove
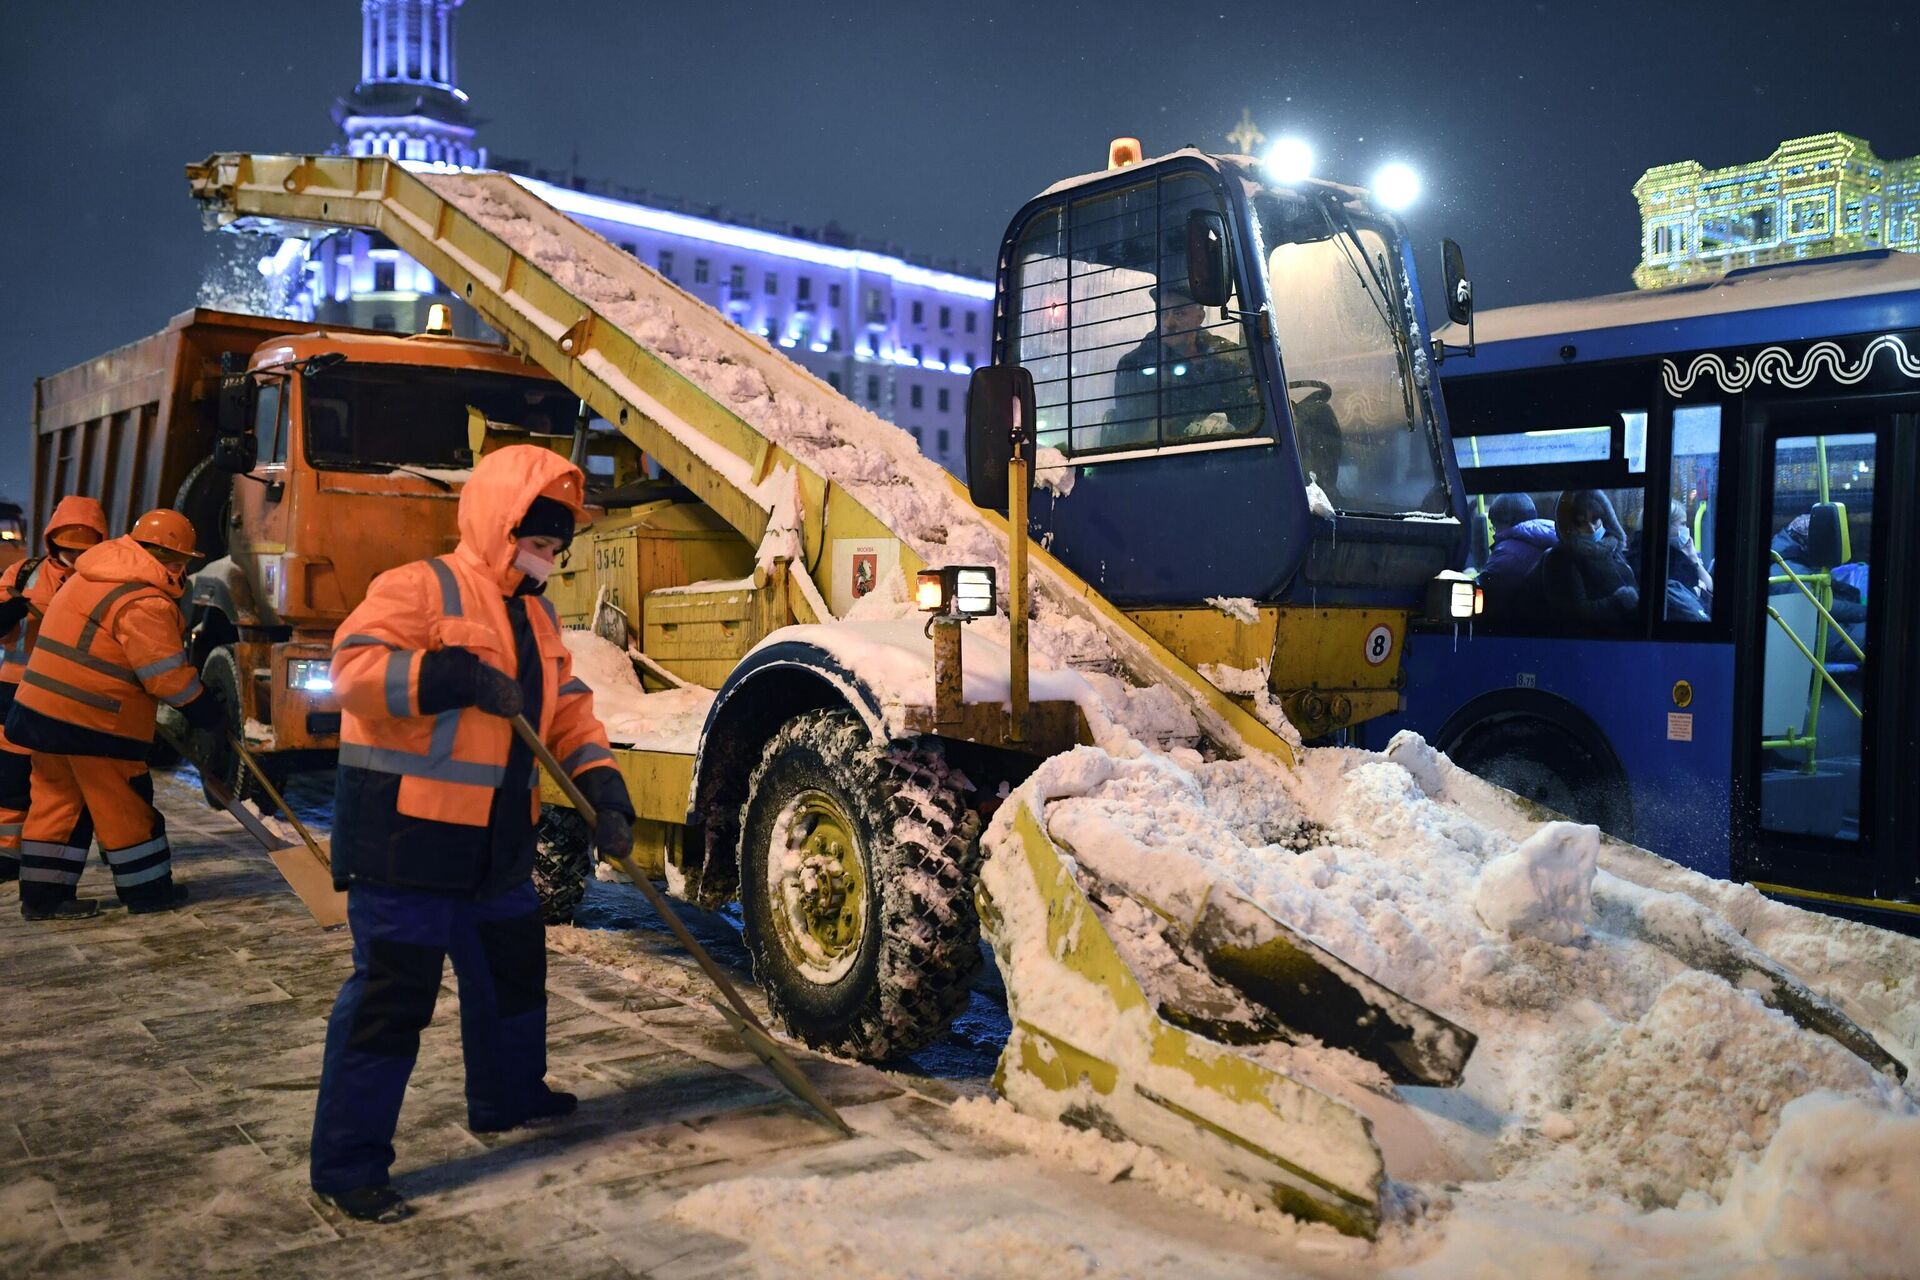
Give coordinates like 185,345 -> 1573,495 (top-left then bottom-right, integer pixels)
594,810 -> 634,863
0,595 -> 28,633
181,685 -> 227,732
418,646 -> 523,717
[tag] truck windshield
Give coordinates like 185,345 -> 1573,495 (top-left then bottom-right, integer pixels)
302,365 -> 577,472
1252,190 -> 1449,516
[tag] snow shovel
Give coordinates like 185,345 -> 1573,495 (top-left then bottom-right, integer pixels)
507,713 -> 853,1139
158,723 -> 347,928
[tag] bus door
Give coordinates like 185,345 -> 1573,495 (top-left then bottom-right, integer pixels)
1736,407 -> 1915,906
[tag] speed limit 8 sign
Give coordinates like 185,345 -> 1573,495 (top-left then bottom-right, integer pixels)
1362,623 -> 1394,667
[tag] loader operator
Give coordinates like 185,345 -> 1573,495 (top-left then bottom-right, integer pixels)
309,444 -> 636,1225
1110,279 -> 1262,449
0,496 -> 110,886
4,509 -> 222,920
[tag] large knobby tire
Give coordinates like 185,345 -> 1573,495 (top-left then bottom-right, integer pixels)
173,457 -> 232,565
197,646 -> 285,808
533,803 -> 593,924
738,709 -> 981,1062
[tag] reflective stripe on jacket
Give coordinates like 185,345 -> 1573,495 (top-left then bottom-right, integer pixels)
0,557 -> 65,692
330,456 -> 615,835
5,537 -> 201,760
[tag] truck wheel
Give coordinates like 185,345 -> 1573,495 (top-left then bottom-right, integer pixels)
174,458 -> 231,565
196,647 -> 284,808
533,804 -> 592,924
738,709 -> 982,1062
1447,716 -> 1632,839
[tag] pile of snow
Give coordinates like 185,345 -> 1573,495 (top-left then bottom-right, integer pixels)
560,628 -> 711,753
977,732 -> 1920,1273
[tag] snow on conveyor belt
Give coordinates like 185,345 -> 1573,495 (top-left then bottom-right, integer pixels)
427,174 -> 1920,1273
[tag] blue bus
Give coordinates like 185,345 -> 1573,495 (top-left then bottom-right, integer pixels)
1379,250 -> 1920,924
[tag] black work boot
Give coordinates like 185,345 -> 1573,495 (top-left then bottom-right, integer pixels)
469,1089 -> 578,1134
22,897 -> 100,921
0,855 -> 19,883
127,883 -> 190,915
318,1185 -> 412,1224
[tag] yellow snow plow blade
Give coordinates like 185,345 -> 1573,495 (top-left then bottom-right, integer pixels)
980,799 -> 1478,1238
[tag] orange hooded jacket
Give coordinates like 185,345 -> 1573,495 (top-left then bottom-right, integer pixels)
6,534 -> 206,760
330,445 -> 617,838
0,495 -> 111,693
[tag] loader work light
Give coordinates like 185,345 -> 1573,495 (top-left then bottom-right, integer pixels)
916,565 -> 997,618
287,659 -> 334,693
1424,571 -> 1483,623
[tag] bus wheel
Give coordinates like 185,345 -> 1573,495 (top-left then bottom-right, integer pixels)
1447,716 -> 1632,839
738,709 -> 981,1062
533,803 -> 593,924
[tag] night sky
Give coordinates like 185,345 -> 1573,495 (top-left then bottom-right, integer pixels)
3,0 -> 1915,510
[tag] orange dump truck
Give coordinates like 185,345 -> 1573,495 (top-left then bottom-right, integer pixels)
32,306 -> 577,799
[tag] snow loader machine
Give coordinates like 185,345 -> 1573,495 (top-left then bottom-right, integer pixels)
188,139 -> 1483,1236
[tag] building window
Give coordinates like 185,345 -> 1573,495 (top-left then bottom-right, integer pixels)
797,277 -> 813,302
937,427 -> 951,455
938,347 -> 949,367
939,305 -> 951,329
911,385 -> 924,409
827,329 -> 842,351
965,311 -> 978,334
937,388 -> 950,412
912,343 -> 923,363
911,300 -> 925,325
866,375 -> 880,402
827,371 -> 842,392
694,258 -> 710,284
620,241 -> 638,256
864,287 -> 883,320
658,250 -> 675,277
374,261 -> 396,292
909,426 -> 923,444
730,265 -> 747,292
829,283 -> 842,308
765,272 -> 779,295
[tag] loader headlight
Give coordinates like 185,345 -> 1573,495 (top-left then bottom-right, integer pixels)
1425,571 -> 1483,622
287,659 -> 334,694
916,565 -> 997,618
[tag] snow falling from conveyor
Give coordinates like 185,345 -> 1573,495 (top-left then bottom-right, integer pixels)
425,174 -> 1920,1275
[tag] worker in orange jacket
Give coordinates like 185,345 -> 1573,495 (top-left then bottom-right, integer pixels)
309,444 -> 635,1224
4,510 -> 224,919
0,495 -> 110,883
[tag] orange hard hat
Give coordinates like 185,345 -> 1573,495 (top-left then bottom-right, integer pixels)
47,523 -> 105,552
537,469 -> 589,521
129,509 -> 200,560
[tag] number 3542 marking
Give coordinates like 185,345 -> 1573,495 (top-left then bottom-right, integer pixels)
1362,624 -> 1394,667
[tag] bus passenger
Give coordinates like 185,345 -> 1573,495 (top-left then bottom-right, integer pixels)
1477,493 -> 1557,612
1526,489 -> 1638,624
1665,500 -> 1712,622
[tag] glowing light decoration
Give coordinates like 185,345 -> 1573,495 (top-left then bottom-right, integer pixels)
1634,132 -> 1920,290
1372,163 -> 1420,211
1264,138 -> 1314,185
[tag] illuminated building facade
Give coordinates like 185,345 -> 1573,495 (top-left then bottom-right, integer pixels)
275,0 -> 989,476
1633,132 -> 1920,290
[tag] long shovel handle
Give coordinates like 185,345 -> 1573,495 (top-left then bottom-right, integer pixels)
506,714 -> 851,1136
229,735 -> 330,868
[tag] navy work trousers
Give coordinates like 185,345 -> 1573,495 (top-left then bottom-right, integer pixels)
309,878 -> 547,1194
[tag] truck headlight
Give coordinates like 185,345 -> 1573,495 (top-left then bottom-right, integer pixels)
287,659 -> 334,693
916,565 -> 997,618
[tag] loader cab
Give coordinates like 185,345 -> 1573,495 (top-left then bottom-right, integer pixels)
983,150 -> 1466,609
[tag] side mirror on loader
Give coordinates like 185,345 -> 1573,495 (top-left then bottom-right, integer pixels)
965,365 -> 1037,512
1442,238 -> 1473,327
1185,209 -> 1233,309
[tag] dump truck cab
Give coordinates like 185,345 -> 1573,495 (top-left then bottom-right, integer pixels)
187,319 -> 576,795
991,146 -> 1470,734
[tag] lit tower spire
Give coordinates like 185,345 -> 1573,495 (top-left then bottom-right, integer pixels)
334,0 -> 484,166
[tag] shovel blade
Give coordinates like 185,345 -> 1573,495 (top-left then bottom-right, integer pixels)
267,838 -> 348,929
713,1002 -> 853,1138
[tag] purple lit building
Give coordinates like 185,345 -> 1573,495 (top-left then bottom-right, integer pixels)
277,0 -> 989,475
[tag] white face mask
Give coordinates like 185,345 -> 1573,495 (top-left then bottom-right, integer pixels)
513,544 -> 555,584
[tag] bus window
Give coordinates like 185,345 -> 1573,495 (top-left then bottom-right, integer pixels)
1758,431 -> 1873,842
1664,405 -> 1720,622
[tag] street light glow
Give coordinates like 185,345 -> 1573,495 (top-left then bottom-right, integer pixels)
1373,162 -> 1421,210
1264,137 -> 1314,185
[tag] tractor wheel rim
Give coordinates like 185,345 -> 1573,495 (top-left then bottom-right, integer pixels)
767,788 -> 867,984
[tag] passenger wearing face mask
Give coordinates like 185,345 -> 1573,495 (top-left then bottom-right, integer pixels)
310,444 -> 634,1225
4,508 -> 222,919
1522,489 -> 1639,626
0,495 -> 109,885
